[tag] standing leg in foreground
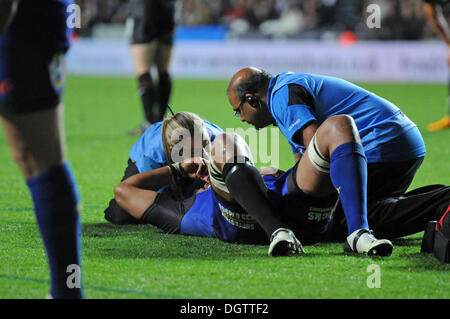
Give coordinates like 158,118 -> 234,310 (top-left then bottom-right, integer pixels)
0,0 -> 82,298
1,107 -> 83,298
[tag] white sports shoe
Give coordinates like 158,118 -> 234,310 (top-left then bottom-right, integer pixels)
345,228 -> 393,257
268,228 -> 305,256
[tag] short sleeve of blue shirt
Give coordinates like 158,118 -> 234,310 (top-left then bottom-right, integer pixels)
129,122 -> 166,173
288,140 -> 304,154
130,120 -> 224,173
270,85 -> 317,152
204,121 -> 224,142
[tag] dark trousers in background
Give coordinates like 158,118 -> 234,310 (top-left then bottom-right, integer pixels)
104,159 -> 141,225
325,157 -> 450,241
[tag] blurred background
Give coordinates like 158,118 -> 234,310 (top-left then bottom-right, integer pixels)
67,0 -> 449,83
74,0 -> 443,41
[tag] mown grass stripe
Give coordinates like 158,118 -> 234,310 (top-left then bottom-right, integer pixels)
2,205 -> 105,212
0,274 -> 184,299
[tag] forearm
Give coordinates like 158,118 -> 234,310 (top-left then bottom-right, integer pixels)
121,166 -> 172,191
114,167 -> 173,219
114,163 -> 193,219
0,0 -> 18,35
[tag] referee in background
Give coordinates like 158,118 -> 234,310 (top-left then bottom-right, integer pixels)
127,0 -> 180,136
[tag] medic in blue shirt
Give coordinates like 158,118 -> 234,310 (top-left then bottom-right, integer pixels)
226,67 -> 427,240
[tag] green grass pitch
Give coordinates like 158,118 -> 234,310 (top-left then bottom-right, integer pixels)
0,77 -> 449,299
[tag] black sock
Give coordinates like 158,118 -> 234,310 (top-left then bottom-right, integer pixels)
223,160 -> 285,239
157,71 -> 172,121
138,72 -> 156,124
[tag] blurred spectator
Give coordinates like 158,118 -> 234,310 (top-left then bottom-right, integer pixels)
259,1 -> 304,38
74,0 -> 449,41
245,0 -> 280,31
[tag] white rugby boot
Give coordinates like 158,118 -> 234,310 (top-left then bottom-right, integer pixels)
345,228 -> 393,257
268,228 -> 305,256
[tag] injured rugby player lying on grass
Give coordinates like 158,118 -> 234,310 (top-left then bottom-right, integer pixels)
113,125 -> 450,257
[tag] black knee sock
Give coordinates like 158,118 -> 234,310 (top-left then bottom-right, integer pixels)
157,71 -> 172,121
223,160 -> 285,239
138,72 -> 156,124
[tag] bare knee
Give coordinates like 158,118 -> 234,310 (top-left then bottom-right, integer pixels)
210,132 -> 252,171
316,115 -> 361,157
210,133 -> 233,171
114,183 -> 127,206
324,115 -> 357,135
155,42 -> 173,71
12,144 -> 64,179
11,146 -> 33,176
2,107 -> 65,178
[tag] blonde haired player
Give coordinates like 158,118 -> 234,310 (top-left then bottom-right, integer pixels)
104,111 -> 224,224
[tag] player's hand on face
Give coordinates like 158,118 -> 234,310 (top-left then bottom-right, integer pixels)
181,157 -> 209,182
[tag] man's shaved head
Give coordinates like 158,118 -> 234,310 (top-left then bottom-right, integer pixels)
227,67 -> 272,100
226,67 -> 275,130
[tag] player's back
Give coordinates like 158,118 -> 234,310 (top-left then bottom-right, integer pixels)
275,72 -> 406,125
129,121 -> 166,173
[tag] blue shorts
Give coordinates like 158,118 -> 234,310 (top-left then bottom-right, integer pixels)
181,163 -> 339,245
0,0 -> 72,115
180,189 -> 267,244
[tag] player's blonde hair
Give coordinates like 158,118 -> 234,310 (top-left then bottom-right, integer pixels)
161,112 -> 204,164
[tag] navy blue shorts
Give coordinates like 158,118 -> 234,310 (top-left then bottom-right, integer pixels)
0,0 -> 72,115
180,164 -> 338,245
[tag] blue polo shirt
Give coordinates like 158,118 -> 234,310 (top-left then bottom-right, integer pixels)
267,72 -> 425,163
129,120 -> 224,173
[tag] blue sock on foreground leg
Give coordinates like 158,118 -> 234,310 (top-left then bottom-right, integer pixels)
26,163 -> 83,299
330,142 -> 369,235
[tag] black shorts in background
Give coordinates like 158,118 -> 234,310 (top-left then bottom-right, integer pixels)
366,157 -> 424,202
323,157 -> 448,241
130,0 -> 178,45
